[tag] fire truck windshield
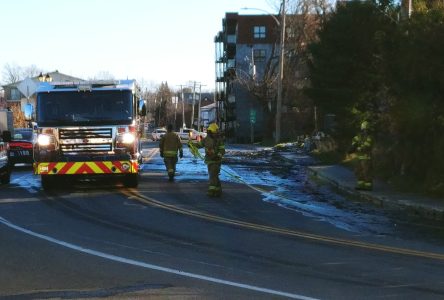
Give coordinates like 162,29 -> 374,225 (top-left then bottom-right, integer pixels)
37,90 -> 133,126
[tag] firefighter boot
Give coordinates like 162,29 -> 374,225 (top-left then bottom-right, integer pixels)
213,187 -> 222,197
168,172 -> 174,182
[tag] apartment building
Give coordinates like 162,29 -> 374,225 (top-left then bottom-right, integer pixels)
215,13 -> 280,142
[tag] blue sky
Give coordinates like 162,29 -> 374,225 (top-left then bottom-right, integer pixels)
0,0 -> 279,91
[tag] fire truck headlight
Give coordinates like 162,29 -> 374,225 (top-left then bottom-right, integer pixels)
37,134 -> 51,146
122,132 -> 135,144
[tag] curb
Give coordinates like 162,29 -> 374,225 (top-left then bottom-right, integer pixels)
307,166 -> 444,221
307,166 -> 384,207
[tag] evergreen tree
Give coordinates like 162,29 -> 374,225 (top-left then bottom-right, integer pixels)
308,0 -> 396,145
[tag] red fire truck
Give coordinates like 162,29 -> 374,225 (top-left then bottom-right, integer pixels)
30,80 -> 146,190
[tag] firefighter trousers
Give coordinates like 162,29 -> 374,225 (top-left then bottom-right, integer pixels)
164,156 -> 178,179
207,162 -> 221,196
355,158 -> 373,190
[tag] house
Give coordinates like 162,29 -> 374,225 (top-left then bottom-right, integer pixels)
200,102 -> 217,129
1,71 -> 83,127
0,88 -> 6,110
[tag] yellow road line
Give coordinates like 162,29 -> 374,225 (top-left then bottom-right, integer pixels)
123,190 -> 444,261
0,198 -> 40,204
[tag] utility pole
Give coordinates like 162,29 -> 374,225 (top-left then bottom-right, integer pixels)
197,84 -> 207,132
275,0 -> 286,144
173,94 -> 178,128
401,0 -> 412,20
158,97 -> 162,127
154,97 -> 157,126
190,81 -> 196,129
181,87 -> 185,128
177,85 -> 186,128
407,0 -> 412,18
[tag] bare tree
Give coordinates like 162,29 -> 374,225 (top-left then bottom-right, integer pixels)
22,64 -> 43,79
2,63 -> 22,84
91,71 -> 115,80
2,63 -> 45,84
155,82 -> 174,127
283,0 -> 332,134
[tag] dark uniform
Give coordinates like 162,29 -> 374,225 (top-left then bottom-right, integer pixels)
193,123 -> 225,197
159,125 -> 183,181
351,121 -> 373,190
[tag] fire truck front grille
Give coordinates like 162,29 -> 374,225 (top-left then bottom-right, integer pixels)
59,128 -> 113,153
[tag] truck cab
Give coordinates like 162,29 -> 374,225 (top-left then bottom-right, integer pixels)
30,80 -> 146,189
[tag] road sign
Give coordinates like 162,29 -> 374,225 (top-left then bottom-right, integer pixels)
250,109 -> 256,124
17,77 -> 37,99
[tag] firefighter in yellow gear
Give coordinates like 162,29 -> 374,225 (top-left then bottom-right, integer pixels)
159,124 -> 183,181
189,123 -> 225,197
350,121 -> 374,190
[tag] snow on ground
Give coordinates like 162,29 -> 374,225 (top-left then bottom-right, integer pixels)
143,143 -> 394,235
222,145 -> 393,235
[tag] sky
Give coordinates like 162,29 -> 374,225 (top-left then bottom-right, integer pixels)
0,0 -> 280,92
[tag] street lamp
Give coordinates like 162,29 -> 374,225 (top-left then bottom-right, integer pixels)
242,0 -> 286,144
38,72 -> 52,82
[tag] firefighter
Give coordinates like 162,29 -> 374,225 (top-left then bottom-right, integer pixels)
159,124 -> 183,181
350,120 -> 374,190
189,123 -> 225,197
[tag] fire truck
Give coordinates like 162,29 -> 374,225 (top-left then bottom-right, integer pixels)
30,80 -> 146,190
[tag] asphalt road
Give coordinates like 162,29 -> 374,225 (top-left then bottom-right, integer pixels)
1,142 -> 444,300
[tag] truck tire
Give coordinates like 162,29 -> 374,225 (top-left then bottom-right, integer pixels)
124,174 -> 138,188
41,175 -> 55,190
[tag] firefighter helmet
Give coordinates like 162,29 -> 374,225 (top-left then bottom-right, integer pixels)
207,123 -> 219,133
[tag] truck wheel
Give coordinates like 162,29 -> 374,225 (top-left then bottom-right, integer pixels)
0,168 -> 11,184
124,174 -> 138,188
41,175 -> 54,190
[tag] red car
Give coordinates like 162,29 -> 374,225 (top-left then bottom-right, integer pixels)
8,128 -> 34,167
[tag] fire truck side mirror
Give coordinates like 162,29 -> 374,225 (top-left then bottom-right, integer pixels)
138,99 -> 146,116
1,131 -> 11,143
24,103 -> 34,121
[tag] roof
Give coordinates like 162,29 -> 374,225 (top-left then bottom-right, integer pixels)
36,79 -> 136,93
201,102 -> 216,110
1,71 -> 84,89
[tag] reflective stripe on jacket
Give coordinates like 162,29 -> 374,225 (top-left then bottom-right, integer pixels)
352,133 -> 373,160
160,132 -> 182,157
196,134 -> 225,164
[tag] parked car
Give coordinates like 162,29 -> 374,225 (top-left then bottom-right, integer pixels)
177,128 -> 206,141
8,128 -> 34,167
0,131 -> 11,184
151,128 -> 167,141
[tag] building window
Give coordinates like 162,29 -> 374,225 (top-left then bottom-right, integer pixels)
253,49 -> 266,62
227,59 -> 235,69
253,26 -> 266,39
227,34 -> 236,43
10,88 -> 21,100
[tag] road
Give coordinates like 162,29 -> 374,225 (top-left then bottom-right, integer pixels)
1,141 -> 444,299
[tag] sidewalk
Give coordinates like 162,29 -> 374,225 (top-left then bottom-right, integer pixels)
308,164 -> 444,221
